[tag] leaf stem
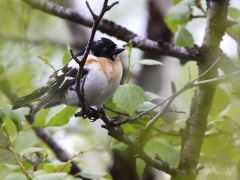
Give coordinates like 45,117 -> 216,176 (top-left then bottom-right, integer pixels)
6,134 -> 33,180
126,41 -> 133,84
58,154 -> 76,173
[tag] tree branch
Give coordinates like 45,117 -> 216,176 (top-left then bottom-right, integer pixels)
71,0 -> 118,114
112,58 -> 220,135
112,58 -> 220,127
98,110 -> 183,177
17,0 -> 240,97
174,1 -> 230,179
20,0 -> 196,63
18,0 -> 240,96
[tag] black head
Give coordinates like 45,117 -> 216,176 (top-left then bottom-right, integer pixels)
91,38 -> 125,60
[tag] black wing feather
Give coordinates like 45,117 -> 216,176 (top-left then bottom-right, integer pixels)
13,53 -> 90,114
12,87 -> 45,109
31,67 -> 78,115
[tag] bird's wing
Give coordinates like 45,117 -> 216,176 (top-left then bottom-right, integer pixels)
31,67 -> 76,115
31,60 -> 89,115
12,87 -> 45,110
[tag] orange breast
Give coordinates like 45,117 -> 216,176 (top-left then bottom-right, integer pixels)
85,55 -> 98,65
98,56 -> 123,83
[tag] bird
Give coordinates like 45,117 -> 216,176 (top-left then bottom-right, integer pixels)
12,37 -> 125,116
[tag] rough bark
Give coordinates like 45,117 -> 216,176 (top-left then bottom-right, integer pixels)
172,1 -> 229,179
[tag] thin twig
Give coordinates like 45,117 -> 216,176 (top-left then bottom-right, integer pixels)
113,58 -> 220,127
104,2 -> 119,11
21,0 -> 196,62
192,57 -> 220,82
135,121 -> 181,136
171,81 -> 177,94
191,15 -> 206,18
197,3 -> 207,15
104,106 -> 129,117
188,67 -> 191,82
86,1 -> 97,19
167,109 -> 186,114
70,49 -> 80,64
73,0 -> 118,114
3,130 -> 33,180
193,69 -> 240,87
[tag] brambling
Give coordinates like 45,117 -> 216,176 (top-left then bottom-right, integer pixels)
12,38 -> 125,115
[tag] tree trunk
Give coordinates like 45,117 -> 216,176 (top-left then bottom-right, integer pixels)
171,0 -> 229,179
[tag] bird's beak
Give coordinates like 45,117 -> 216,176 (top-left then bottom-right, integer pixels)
112,47 -> 125,55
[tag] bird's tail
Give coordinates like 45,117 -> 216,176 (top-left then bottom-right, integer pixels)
12,88 -> 44,110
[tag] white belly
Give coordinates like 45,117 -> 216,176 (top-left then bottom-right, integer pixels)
63,70 -> 120,108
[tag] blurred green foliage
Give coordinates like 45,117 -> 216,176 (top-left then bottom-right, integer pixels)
0,0 -> 240,180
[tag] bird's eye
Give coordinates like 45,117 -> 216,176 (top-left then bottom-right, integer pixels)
103,47 -> 108,52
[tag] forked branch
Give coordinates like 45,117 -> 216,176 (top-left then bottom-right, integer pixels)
71,0 -> 118,114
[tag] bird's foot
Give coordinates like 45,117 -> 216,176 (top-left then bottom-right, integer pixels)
74,107 -> 99,121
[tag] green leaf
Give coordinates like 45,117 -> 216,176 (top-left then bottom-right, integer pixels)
168,4 -> 191,22
103,173 -> 113,180
173,119 -> 187,130
33,109 -> 50,127
165,0 -> 197,33
201,136 -> 223,157
113,84 -> 145,116
174,27 -> 194,47
164,15 -> 182,33
215,118 -> 234,137
145,137 -> 180,167
136,158 -> 145,179
35,151 -> 48,164
4,173 -> 27,180
37,55 -> 56,71
34,106 -> 76,127
227,19 -> 240,37
167,0 -> 197,22
227,104 -> 240,121
12,131 -> 38,153
173,0 -> 181,4
228,7 -> 240,20
105,97 -> 123,118
3,117 -> 17,142
110,138 -> 128,151
46,105 -> 65,124
180,0 -> 198,6
33,170 -> 47,177
0,110 -> 5,126
43,162 -> 72,173
135,59 -> 163,66
72,157 -> 83,164
78,171 -> 107,179
137,101 -> 160,112
46,106 -> 76,126
20,147 -> 43,160
124,40 -> 133,52
2,104 -> 25,129
206,119 -> 223,132
34,173 -> 67,180
62,45 -> 71,65
121,123 -> 137,133
210,86 -> 229,116
0,164 -> 20,170
145,91 -> 163,101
